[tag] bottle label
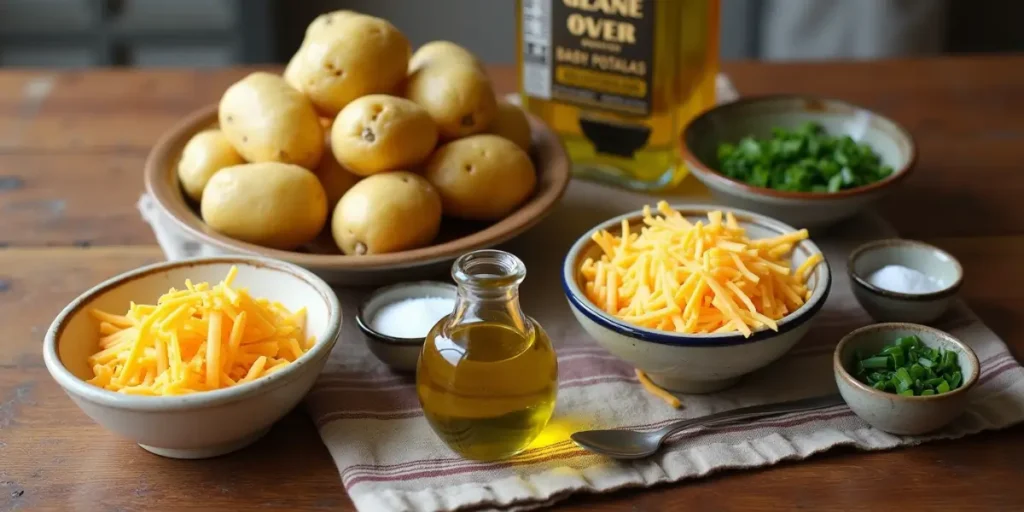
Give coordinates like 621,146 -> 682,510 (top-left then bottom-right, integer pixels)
521,0 -> 655,117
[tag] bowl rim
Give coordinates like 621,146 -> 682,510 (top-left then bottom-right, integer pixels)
847,238 -> 963,301
561,204 -> 832,347
144,104 -> 571,271
833,322 -> 979,401
680,94 -> 917,201
355,280 -> 457,346
42,256 -> 342,411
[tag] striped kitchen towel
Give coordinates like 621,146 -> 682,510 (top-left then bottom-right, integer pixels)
138,73 -> 1024,511
304,179 -> 1024,512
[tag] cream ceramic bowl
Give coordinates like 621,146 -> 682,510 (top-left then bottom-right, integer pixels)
562,205 -> 832,394
681,96 -> 916,229
43,256 -> 342,459
356,281 -> 458,373
834,323 -> 978,435
848,239 -> 962,324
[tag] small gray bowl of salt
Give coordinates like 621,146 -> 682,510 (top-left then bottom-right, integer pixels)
356,281 -> 458,372
847,239 -> 963,324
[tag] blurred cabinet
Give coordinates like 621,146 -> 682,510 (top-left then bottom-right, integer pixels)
0,0 -> 275,67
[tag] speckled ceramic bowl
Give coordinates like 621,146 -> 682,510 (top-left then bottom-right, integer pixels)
849,239 -> 962,324
681,96 -> 916,229
834,323 -> 978,435
43,257 -> 342,459
356,281 -> 458,373
562,205 -> 832,394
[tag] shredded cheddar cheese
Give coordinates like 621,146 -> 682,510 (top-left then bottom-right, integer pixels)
580,202 -> 823,337
86,266 -> 316,395
635,369 -> 682,409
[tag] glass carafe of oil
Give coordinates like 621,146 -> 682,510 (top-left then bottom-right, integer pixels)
517,0 -> 720,191
416,250 -> 558,461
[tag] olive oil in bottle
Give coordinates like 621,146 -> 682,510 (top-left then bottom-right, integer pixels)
416,250 -> 558,461
517,0 -> 720,191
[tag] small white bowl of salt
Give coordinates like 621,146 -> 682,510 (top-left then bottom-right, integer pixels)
848,239 -> 963,324
356,281 -> 457,372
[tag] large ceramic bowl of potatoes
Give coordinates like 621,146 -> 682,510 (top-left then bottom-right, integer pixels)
145,10 -> 570,285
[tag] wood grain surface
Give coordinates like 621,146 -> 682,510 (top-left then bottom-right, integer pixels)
2,58 -> 1024,511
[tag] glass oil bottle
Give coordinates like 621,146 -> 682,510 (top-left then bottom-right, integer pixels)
416,250 -> 558,461
517,0 -> 720,190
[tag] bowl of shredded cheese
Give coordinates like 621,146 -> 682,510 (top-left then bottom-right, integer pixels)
43,256 -> 341,459
562,202 -> 831,393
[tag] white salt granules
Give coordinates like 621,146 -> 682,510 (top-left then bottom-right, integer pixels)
867,265 -> 943,294
370,296 -> 456,339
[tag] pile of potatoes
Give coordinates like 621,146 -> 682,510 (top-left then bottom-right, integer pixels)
178,10 -> 536,254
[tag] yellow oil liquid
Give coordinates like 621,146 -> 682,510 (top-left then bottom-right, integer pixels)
416,320 -> 558,461
516,0 -> 720,190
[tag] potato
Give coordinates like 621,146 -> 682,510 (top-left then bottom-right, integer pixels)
313,137 -> 361,208
201,163 -> 328,250
424,135 -> 536,221
177,130 -> 245,202
409,41 -> 482,73
330,95 -> 438,176
287,14 -> 410,116
486,101 -> 532,151
305,10 -> 364,40
405,63 -> 497,140
312,116 -> 361,207
332,171 -> 441,255
218,72 -> 323,169
283,50 -> 304,92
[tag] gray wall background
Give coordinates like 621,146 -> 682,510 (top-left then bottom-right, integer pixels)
2,0 -> 1023,67
279,0 -> 1024,63
277,0 -> 765,63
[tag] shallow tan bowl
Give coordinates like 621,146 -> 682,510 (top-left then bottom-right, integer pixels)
145,105 -> 570,285
681,95 -> 916,229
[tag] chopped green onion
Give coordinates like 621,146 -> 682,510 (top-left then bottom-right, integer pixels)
895,367 -> 913,386
909,364 -> 927,381
944,351 -> 958,368
860,356 -> 890,370
852,335 -> 964,397
890,352 -> 905,368
716,122 -> 893,193
897,336 -> 919,350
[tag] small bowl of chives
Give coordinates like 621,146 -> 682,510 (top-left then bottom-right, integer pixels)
833,322 -> 978,435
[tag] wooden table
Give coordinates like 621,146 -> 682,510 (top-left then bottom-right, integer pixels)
2,57 -> 1024,511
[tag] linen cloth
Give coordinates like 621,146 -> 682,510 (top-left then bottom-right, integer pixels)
139,75 -> 1024,512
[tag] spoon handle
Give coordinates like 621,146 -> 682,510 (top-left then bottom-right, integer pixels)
657,394 -> 846,440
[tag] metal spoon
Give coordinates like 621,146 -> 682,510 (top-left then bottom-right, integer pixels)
571,394 -> 846,459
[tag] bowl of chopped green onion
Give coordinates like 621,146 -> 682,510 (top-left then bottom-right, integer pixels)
834,323 -> 978,435
681,96 -> 916,228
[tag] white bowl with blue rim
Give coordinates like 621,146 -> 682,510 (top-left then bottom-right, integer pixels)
562,205 -> 832,394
